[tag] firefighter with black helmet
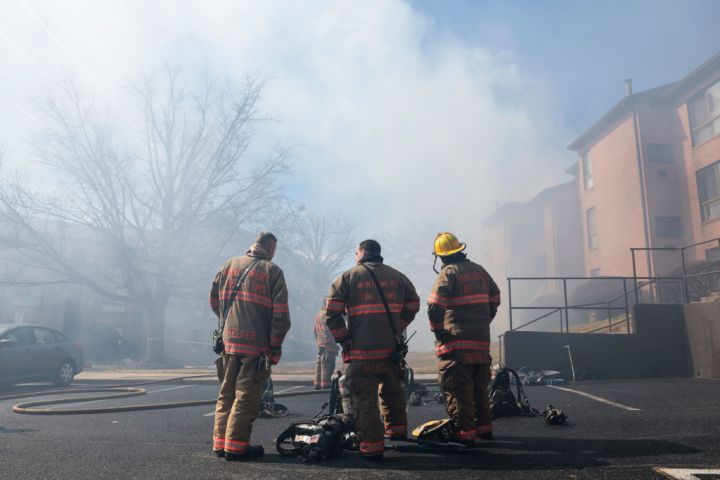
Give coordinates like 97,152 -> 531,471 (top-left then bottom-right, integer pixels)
325,239 -> 420,460
427,232 -> 501,446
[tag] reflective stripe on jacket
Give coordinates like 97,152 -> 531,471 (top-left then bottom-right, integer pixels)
209,252 -> 291,361
325,261 -> 420,362
427,259 -> 500,363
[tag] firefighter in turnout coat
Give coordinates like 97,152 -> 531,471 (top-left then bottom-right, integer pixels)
314,305 -> 338,390
209,232 -> 291,461
427,232 -> 500,446
325,239 -> 420,460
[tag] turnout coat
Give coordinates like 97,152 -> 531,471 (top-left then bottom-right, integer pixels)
210,250 -> 290,364
427,259 -> 500,364
325,260 -> 420,362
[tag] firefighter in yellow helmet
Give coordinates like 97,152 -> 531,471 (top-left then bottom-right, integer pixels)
427,232 -> 501,446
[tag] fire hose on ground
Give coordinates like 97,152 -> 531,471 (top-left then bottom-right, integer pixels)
0,375 -> 330,415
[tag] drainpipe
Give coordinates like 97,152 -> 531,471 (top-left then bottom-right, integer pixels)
628,85 -> 655,292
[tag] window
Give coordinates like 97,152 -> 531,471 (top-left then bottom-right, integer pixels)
688,80 -> 720,145
647,143 -> 674,163
697,162 -> 720,222
706,246 -> 720,260
658,170 -> 668,178
590,268 -> 600,277
34,328 -> 57,345
0,327 -> 33,346
586,207 -> 598,250
654,216 -> 682,238
581,151 -> 594,190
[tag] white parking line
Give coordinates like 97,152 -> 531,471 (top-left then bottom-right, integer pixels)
274,386 -> 304,395
655,467 -> 720,479
147,385 -> 193,394
547,385 -> 642,411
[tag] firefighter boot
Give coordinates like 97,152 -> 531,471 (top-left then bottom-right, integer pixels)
225,445 -> 264,461
476,424 -> 494,441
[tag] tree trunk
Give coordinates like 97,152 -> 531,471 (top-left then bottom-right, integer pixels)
142,294 -> 169,365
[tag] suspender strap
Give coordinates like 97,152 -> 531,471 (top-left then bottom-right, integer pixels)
219,259 -> 260,333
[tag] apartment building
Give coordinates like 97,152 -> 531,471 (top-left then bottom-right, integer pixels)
482,181 -> 585,330
568,51 -> 720,277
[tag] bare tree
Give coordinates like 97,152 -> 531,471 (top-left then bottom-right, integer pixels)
0,68 -> 287,364
277,207 -> 355,344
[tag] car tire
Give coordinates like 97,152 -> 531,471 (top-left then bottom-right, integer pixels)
54,360 -> 75,386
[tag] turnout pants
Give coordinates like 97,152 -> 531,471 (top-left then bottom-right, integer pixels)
346,360 -> 407,457
213,354 -> 270,455
314,347 -> 337,389
438,359 -> 492,442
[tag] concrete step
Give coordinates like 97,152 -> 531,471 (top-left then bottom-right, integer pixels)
699,294 -> 720,302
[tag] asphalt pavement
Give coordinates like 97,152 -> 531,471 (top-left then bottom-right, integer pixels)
1,378 -> 719,479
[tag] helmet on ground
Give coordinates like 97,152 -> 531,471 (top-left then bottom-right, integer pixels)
411,419 -> 452,442
433,232 -> 466,257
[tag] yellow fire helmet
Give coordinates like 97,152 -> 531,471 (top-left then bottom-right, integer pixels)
433,232 -> 466,257
411,419 -> 452,442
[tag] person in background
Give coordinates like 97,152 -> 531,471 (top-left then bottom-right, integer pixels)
313,301 -> 339,390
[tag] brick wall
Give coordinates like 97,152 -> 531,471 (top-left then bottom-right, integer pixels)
577,115 -> 649,276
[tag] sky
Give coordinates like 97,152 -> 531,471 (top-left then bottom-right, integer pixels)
412,0 -> 720,130
1,0 -> 719,342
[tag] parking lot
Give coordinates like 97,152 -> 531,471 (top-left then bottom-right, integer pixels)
1,378 -> 719,479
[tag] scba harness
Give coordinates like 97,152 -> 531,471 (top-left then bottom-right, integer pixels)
489,366 -> 568,425
489,366 -> 538,418
275,413 -> 357,462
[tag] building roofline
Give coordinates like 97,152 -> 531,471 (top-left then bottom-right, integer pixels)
662,50 -> 720,100
482,201 -> 525,226
565,161 -> 579,176
568,50 -> 720,152
483,180 -> 577,226
567,83 -> 675,151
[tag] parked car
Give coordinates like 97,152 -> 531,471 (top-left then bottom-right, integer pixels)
0,324 -> 84,387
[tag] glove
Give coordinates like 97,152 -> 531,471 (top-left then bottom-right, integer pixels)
434,329 -> 450,343
268,348 -> 281,365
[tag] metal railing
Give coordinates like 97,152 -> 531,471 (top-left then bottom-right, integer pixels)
498,236 -> 720,362
631,236 -> 720,304
498,276 -> 674,362
506,276 -> 650,333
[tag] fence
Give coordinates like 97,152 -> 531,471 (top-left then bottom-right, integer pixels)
502,237 -> 720,342
631,236 -> 720,304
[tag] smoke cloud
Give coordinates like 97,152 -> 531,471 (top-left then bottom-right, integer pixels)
1,0 -> 569,233
0,0 -> 575,349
